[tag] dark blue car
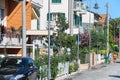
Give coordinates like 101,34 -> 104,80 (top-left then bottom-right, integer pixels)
0,56 -> 39,80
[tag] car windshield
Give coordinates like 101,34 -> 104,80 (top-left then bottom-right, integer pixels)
0,57 -> 27,68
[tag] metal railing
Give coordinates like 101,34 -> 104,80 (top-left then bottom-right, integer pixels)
0,34 -> 22,46
74,1 -> 88,11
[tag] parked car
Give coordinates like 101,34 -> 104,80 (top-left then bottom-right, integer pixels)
0,56 -> 39,80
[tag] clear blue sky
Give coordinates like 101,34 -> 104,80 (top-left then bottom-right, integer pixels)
83,0 -> 120,19
33,0 -> 120,19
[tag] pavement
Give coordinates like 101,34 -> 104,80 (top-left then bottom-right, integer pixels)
56,58 -> 120,80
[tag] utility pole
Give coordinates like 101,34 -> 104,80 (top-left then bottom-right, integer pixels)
117,24 -> 120,58
22,0 -> 26,57
68,0 -> 74,35
88,0 -> 91,55
77,23 -> 80,72
106,2 -> 109,57
48,0 -> 51,80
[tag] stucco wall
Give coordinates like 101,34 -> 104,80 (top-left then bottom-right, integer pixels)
6,0 -> 31,30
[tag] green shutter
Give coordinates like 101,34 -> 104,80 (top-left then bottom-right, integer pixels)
52,0 -> 61,3
79,15 -> 82,26
74,14 -> 79,26
47,13 -> 52,21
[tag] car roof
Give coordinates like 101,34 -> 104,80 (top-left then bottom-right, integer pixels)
3,56 -> 32,59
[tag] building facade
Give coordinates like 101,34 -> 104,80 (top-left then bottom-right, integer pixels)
0,0 -> 45,57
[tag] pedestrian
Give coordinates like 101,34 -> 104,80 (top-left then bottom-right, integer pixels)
108,51 -> 112,63
113,52 -> 117,63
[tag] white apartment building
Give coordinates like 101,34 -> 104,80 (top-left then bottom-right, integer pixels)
33,0 -> 89,35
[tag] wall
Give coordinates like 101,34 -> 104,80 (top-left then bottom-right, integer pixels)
0,0 -> 5,9
82,11 -> 94,29
6,0 -> 31,30
40,0 -> 69,30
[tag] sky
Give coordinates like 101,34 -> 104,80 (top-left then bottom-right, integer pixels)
33,0 -> 120,19
83,0 -> 120,19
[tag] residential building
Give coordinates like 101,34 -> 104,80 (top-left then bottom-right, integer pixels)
0,0 -> 101,57
0,0 -> 53,57
36,0 -> 88,35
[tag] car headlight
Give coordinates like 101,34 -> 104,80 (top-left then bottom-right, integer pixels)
10,74 -> 24,80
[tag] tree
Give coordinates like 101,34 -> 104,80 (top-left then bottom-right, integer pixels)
109,18 -> 120,51
90,29 -> 106,53
50,13 -> 69,54
80,32 -> 89,48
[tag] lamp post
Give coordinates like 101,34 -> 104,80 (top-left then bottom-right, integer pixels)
22,0 -> 26,57
118,24 -> 120,57
48,0 -> 51,80
88,0 -> 91,55
77,25 -> 80,71
106,2 -> 109,57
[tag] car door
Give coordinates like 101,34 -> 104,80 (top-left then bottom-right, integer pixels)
27,58 -> 38,80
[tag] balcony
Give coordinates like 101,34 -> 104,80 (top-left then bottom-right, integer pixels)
0,34 -> 22,48
74,1 -> 88,12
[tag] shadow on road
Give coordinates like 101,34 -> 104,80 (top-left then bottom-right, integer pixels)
109,75 -> 120,78
116,61 -> 120,64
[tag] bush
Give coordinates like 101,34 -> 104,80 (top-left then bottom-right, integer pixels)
69,62 -> 79,74
99,50 -> 106,55
74,62 -> 79,71
69,64 -> 74,74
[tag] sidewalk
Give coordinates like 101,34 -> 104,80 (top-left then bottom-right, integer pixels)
64,58 -> 120,80
55,62 -> 107,80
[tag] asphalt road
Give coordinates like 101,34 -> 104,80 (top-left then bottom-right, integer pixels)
63,59 -> 120,80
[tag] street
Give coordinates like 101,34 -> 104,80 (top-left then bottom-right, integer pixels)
62,59 -> 120,80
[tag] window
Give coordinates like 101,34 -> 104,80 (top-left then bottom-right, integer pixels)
52,0 -> 61,3
0,9 -> 4,21
47,13 -> 65,21
74,0 -> 82,1
74,14 -> 82,26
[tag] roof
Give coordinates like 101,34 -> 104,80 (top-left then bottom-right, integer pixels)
99,14 -> 107,23
31,1 -> 42,8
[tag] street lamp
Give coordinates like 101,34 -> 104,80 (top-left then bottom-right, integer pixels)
48,0 -> 51,80
22,0 -> 26,57
106,3 -> 109,57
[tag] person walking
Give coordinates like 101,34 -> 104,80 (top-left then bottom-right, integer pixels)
113,52 -> 117,63
108,51 -> 112,63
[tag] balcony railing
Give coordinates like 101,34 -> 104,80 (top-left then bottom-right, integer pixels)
74,1 -> 88,11
0,34 -> 22,46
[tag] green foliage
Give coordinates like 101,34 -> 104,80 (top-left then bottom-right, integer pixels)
63,35 -> 76,48
56,13 -> 69,32
51,56 -> 59,79
69,64 -> 74,74
35,52 -> 79,79
80,47 -> 88,54
69,62 -> 79,74
99,50 -> 106,55
35,54 -> 48,68
74,62 -> 79,71
91,29 -> 106,50
50,13 -> 69,53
